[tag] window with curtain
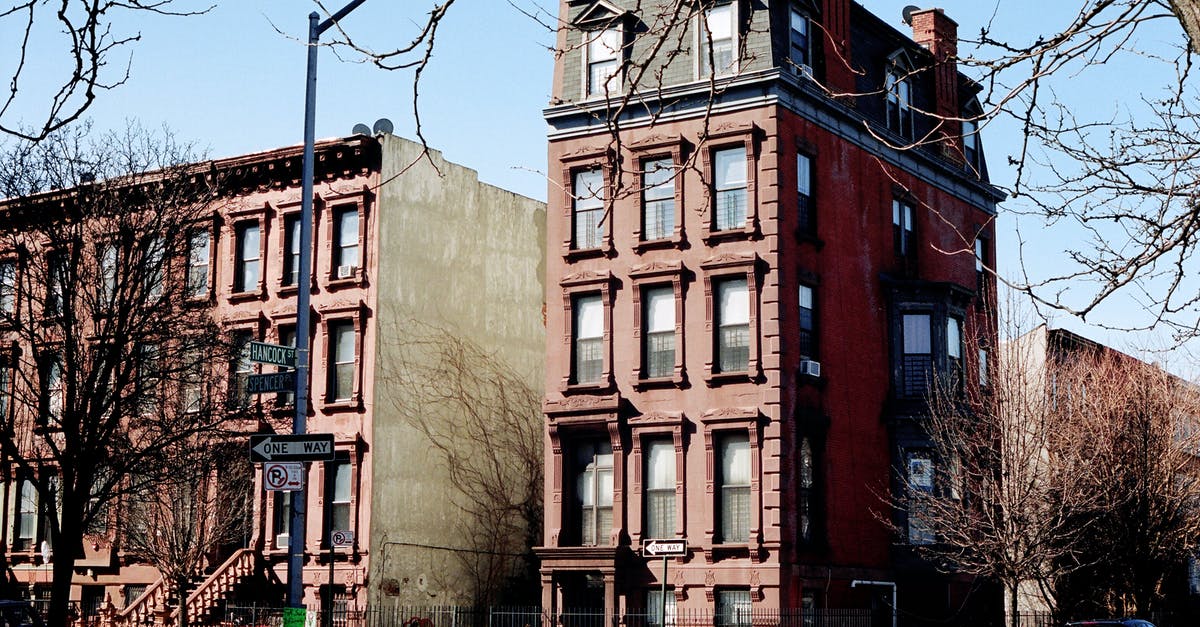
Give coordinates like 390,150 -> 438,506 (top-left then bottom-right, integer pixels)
700,4 -> 735,77
587,28 -> 621,96
643,286 -> 675,379
333,207 -> 360,277
644,439 -> 675,539
329,321 -> 355,401
573,294 -> 603,383
901,314 -> 932,397
719,433 -> 750,543
717,278 -> 749,373
714,148 -> 747,230
575,440 -> 613,546
187,230 -> 210,298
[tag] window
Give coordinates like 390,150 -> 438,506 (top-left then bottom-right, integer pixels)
123,585 -> 148,608
572,294 -> 603,384
946,317 -> 963,391
716,278 -> 749,373
798,437 -> 815,543
234,222 -> 261,293
644,439 -> 675,539
718,433 -> 750,543
40,352 -> 62,424
137,342 -> 160,414
963,118 -> 980,169
333,207 -> 359,279
187,230 -> 211,298
273,490 -> 292,549
798,284 -> 815,359
700,4 -> 735,77
643,287 -> 675,379
14,477 -> 36,551
975,237 -> 987,286
901,314 -> 932,397
0,358 -> 10,421
713,148 -> 748,231
642,158 -> 675,241
789,9 -> 811,73
892,200 -> 915,258
326,458 -> 352,538
143,237 -> 164,301
797,153 -> 814,235
978,348 -> 989,388
46,252 -> 66,317
575,440 -> 613,546
0,260 -> 14,316
277,326 -> 297,405
647,589 -> 677,627
99,243 -> 118,305
587,28 -> 621,96
328,321 -> 355,402
885,69 -> 913,138
715,589 -> 752,627
572,169 -> 605,250
181,343 -> 204,413
230,331 -> 254,407
282,214 -> 301,287
907,452 -> 935,545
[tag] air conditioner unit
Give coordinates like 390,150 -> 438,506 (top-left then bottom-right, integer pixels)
800,359 -> 821,378
336,264 -> 357,279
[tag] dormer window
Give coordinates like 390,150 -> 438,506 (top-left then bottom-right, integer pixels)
885,65 -> 914,139
700,4 -> 736,78
587,28 -> 622,97
788,8 -> 811,75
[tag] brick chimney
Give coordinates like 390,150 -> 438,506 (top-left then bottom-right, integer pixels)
910,8 -> 962,159
820,0 -> 854,95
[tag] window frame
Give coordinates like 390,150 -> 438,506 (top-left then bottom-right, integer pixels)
322,452 -> 356,549
0,255 -> 18,322
322,314 -> 361,408
796,150 -> 816,238
330,204 -> 362,282
697,2 -> 738,79
543,395 -> 623,549
701,408 -> 761,553
798,283 -> 817,361
905,450 -> 935,545
571,167 -> 607,252
630,261 -> 686,387
278,210 -> 303,291
228,327 -> 259,409
629,411 -> 685,545
788,7 -> 812,76
45,249 -> 68,319
885,61 -> 915,140
630,135 -> 688,250
572,438 -> 615,547
320,190 -> 370,289
559,148 -> 613,258
185,225 -> 215,302
273,320 -> 298,409
584,27 -> 623,98
560,271 -> 615,392
702,254 -> 760,384
892,198 -> 916,260
701,127 -> 760,242
231,219 -> 264,297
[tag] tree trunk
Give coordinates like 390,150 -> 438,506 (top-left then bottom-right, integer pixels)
46,515 -> 82,627
1170,0 -> 1200,54
175,577 -> 189,627
1009,581 -> 1020,627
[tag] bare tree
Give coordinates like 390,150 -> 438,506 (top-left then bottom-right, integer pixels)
382,322 -> 543,605
121,442 -> 252,627
900,316 -> 1200,626
0,1 -> 212,142
0,123 -> 241,627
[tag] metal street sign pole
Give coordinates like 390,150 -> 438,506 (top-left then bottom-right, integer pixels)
292,0 -> 367,610
641,539 -> 686,625
661,556 -> 667,627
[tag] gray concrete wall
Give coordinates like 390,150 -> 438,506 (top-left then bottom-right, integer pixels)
369,135 -> 546,606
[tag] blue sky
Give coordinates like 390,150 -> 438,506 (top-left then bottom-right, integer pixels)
2,0 -> 1194,374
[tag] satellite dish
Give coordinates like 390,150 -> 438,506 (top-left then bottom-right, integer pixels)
372,118 -> 394,135
352,123 -> 371,136
901,5 -> 921,25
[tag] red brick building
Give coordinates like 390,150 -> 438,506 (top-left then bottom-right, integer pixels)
538,0 -> 1002,621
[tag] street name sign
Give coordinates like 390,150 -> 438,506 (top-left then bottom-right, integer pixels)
249,433 -> 335,463
247,372 -> 296,394
641,538 -> 687,557
248,341 -> 297,368
263,462 -> 304,491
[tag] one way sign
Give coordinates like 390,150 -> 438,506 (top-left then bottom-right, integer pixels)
249,434 -> 336,463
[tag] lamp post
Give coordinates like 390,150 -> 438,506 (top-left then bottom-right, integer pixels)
290,0 -> 367,611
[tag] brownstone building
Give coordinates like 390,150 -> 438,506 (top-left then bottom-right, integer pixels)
539,0 -> 1002,621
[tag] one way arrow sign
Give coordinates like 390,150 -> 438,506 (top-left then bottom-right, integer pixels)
249,434 -> 336,463
641,538 -> 687,557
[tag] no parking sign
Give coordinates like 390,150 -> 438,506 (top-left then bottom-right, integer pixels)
264,462 -> 304,491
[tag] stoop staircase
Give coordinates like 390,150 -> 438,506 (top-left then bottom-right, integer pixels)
113,549 -> 259,626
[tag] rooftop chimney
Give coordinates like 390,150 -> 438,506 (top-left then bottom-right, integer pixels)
910,8 -> 962,160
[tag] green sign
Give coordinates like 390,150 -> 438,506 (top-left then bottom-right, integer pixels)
248,340 -> 298,367
283,607 -> 306,627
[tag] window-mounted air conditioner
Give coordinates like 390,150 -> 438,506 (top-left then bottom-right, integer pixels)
336,265 -> 358,279
800,359 -> 821,378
